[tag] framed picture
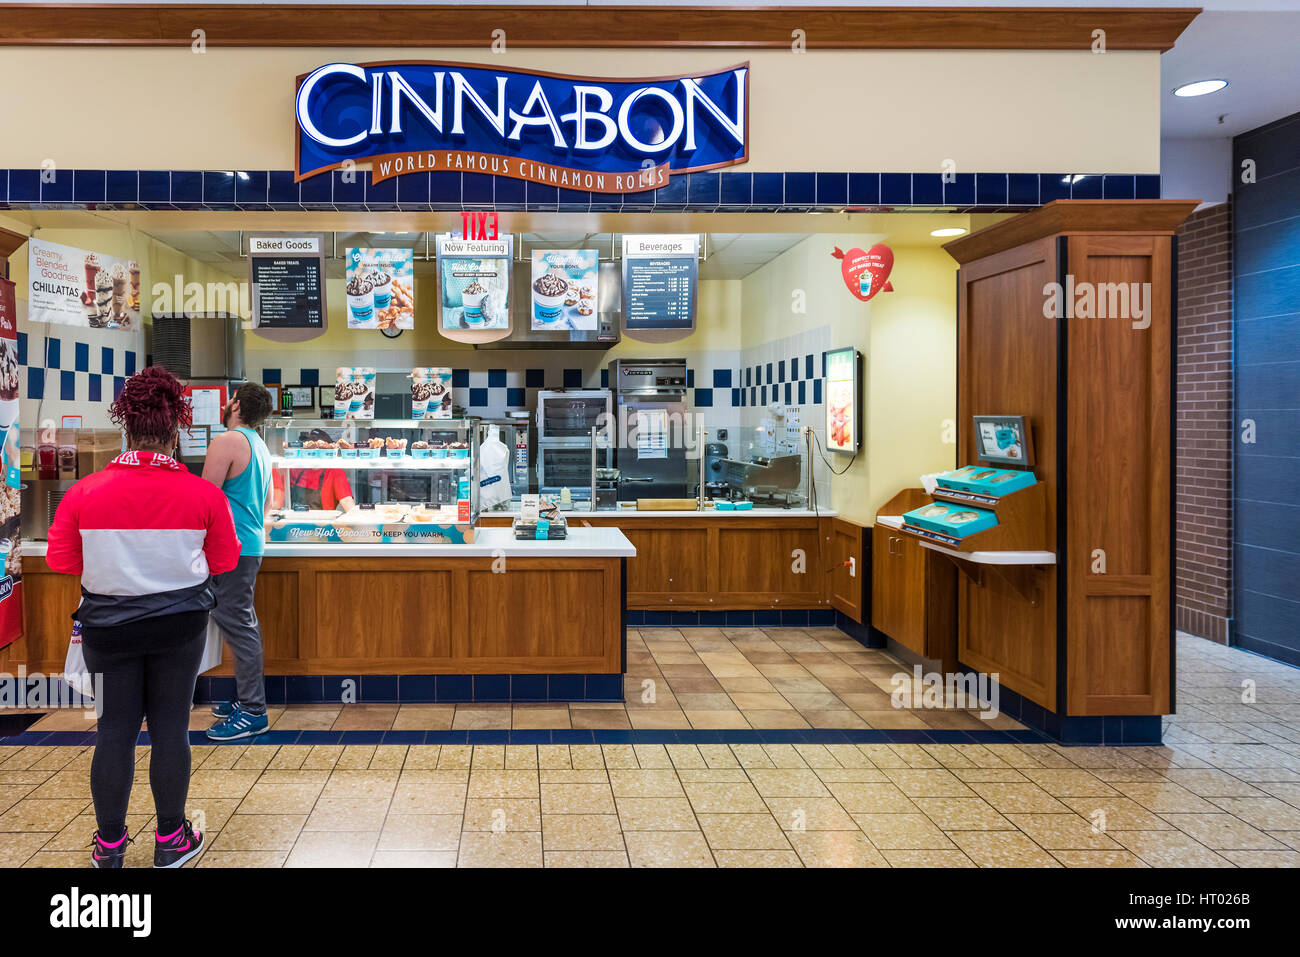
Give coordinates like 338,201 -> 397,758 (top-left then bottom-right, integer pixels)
263,384 -> 280,412
973,414 -> 1034,467
317,385 -> 333,411
284,384 -> 315,409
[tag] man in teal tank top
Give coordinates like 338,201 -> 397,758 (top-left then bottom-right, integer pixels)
201,383 -> 274,741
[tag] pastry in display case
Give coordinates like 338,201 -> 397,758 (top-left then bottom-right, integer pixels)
262,417 -> 480,544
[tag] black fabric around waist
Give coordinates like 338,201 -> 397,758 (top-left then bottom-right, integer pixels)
81,609 -> 210,654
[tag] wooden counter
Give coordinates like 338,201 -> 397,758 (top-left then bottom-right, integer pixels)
5,529 -> 632,677
480,511 -> 841,612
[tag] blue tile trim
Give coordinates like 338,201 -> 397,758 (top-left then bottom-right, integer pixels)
0,169 -> 1156,213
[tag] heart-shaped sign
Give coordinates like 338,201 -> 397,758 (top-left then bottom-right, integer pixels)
832,244 -> 894,302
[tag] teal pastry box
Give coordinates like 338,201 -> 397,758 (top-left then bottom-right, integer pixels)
938,466 -> 1037,498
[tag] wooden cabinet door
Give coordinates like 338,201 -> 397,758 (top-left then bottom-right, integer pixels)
891,534 -> 929,657
871,524 -> 900,638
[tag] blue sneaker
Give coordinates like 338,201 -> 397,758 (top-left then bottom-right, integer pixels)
206,704 -> 269,741
211,700 -> 239,718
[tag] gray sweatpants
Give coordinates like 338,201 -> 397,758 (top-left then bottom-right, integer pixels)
210,555 -> 266,712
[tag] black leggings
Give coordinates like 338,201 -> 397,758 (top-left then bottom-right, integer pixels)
81,611 -> 208,840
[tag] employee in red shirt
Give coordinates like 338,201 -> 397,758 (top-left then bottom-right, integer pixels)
47,367 -> 240,870
270,429 -> 357,511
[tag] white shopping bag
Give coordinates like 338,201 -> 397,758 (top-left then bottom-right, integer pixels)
478,425 -> 514,511
199,617 -> 224,674
64,621 -> 96,699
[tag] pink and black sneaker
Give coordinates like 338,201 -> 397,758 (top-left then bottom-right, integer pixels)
90,828 -> 131,868
154,819 -> 203,869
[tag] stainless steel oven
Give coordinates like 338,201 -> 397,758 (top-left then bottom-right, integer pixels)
536,389 -> 611,443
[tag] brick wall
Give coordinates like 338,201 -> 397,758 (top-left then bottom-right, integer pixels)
1175,201 -> 1233,643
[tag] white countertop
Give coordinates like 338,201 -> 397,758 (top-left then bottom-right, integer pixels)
24,526 -> 637,560
484,507 -> 835,519
877,515 -> 1055,564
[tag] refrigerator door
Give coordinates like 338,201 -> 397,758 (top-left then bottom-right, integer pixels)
614,398 -> 688,500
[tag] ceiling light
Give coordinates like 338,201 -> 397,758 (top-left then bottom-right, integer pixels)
930,227 -> 966,238
1173,79 -> 1228,98
1062,174 -> 1089,184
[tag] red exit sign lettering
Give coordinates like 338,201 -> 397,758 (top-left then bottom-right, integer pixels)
460,211 -> 499,241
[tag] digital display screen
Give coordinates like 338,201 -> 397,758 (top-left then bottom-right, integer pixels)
973,415 -> 1034,467
825,347 -> 860,453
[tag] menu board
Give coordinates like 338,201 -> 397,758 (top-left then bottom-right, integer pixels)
621,235 -> 697,331
825,347 -> 861,454
248,235 -> 326,329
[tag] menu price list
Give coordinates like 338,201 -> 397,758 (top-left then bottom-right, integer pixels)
252,256 -> 324,328
624,256 -> 696,330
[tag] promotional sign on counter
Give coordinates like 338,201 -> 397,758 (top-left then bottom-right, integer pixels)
0,278 -> 24,650
345,247 -> 415,331
531,249 -> 599,331
411,367 -> 453,419
436,234 -> 513,341
334,367 -> 377,419
622,234 -> 698,332
26,238 -> 141,330
294,62 -> 749,193
248,235 -> 327,330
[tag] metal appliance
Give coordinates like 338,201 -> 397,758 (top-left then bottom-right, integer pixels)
152,312 -> 245,380
722,453 -> 804,507
609,358 -> 689,501
477,260 -> 622,350
536,389 -> 612,443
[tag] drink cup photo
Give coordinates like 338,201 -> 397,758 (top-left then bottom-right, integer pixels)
460,280 -> 489,326
371,269 -> 393,310
346,275 -> 375,326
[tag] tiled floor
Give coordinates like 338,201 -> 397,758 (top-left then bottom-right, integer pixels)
1,631 -> 1298,867
24,626 -> 1027,734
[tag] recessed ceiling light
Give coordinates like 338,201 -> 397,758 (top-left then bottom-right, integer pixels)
930,227 -> 966,238
1173,79 -> 1228,98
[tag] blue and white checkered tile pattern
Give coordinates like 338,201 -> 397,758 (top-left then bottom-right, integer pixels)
0,169 -> 1162,213
17,331 -> 138,403
264,361 -> 745,419
734,352 -> 824,409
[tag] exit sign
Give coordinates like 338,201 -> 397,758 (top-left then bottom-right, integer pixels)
460,212 -> 499,241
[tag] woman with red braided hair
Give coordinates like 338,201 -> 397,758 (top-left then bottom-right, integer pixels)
47,366 -> 241,868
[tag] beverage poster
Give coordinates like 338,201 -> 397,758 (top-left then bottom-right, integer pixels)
26,238 -> 141,330
531,249 -> 598,331
345,247 -> 414,331
436,235 -> 512,332
0,279 -> 23,650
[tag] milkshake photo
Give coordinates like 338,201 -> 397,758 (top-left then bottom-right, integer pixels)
461,280 -> 489,325
346,274 -> 375,326
532,269 -> 569,323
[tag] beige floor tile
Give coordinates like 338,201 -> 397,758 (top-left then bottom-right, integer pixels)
1112,829 -> 1235,867
1019,768 -> 1119,797
882,848 -> 976,867
1059,796 -> 1173,831
544,850 -> 630,867
1219,849 -> 1300,867
968,782 -> 1071,814
371,850 -> 459,867
682,781 -> 767,814
304,797 -> 391,831
1051,849 -> 1150,867
1205,796 -> 1300,830
616,797 -> 700,831
510,707 -> 571,730
467,769 -> 540,799
912,797 -> 1013,831
788,830 -> 888,868
684,710 -> 752,729
697,813 -> 791,850
608,769 -> 685,799
377,814 -> 461,851
764,797 -> 858,831
1163,813 -> 1286,850
271,707 -> 341,731
949,830 -> 1061,867
1005,813 -> 1122,850
542,813 -> 625,851
569,709 -> 632,730
540,769 -> 610,784
713,849 -> 803,867
717,676 -> 779,695
855,813 -> 955,849
0,800 -> 91,833
747,768 -> 831,798
882,768 -> 976,798
537,745 -> 572,770
457,831 -> 543,868
739,710 -> 811,729
211,814 -> 306,851
1111,782 -> 1218,814
628,710 -> 693,729
389,770 -> 468,814
824,782 -> 917,814
624,831 -> 715,867
451,707 -> 512,730
540,783 -> 616,815
285,830 -> 379,867
391,705 -> 455,731
0,831 -> 55,866
462,799 -> 541,832
470,745 -> 505,769
320,769 -> 400,802
569,745 -> 607,769
198,849 -> 288,868
801,710 -> 870,729
331,705 -> 398,731
334,746 -> 377,770
1161,768 -> 1266,797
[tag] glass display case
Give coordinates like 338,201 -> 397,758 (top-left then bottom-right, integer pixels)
262,417 -> 481,543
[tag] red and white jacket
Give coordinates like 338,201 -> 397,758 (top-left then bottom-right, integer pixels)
46,451 -> 242,627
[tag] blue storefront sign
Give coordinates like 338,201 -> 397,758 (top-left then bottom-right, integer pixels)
295,61 -> 748,193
